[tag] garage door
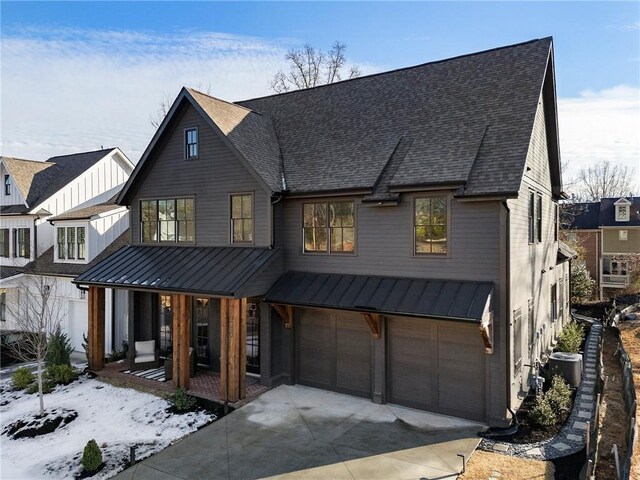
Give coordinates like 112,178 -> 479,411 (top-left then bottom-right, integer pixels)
296,309 -> 372,398
388,317 -> 486,421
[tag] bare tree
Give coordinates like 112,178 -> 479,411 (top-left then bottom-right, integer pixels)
6,275 -> 66,416
270,41 -> 361,93
572,162 -> 637,201
150,82 -> 212,128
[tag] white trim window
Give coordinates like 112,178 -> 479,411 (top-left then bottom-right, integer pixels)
57,226 -> 86,261
615,199 -> 631,222
619,230 -> 628,241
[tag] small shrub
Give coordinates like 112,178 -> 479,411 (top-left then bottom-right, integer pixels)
26,380 -> 53,395
167,387 -> 197,412
556,321 -> 585,353
45,326 -> 72,367
82,439 -> 103,473
546,375 -> 572,415
107,350 -> 126,362
12,367 -> 34,390
45,364 -> 77,385
529,394 -> 556,428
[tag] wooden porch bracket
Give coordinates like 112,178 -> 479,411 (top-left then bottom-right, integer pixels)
273,304 -> 293,328
172,294 -> 191,389
362,313 -> 382,339
479,318 -> 493,354
88,286 -> 105,371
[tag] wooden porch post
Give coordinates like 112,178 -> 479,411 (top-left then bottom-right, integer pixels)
171,294 -> 191,389
220,298 -> 247,403
88,286 -> 105,371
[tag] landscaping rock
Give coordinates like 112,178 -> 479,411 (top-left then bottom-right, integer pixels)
3,408 -> 78,439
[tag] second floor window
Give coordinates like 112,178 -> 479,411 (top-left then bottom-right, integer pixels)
16,228 -> 29,258
536,194 -> 542,243
141,198 -> 195,243
231,194 -> 253,243
57,226 -> 86,260
4,175 -> 10,195
616,204 -> 630,222
0,229 -> 9,257
551,284 -> 557,322
185,128 -> 198,159
414,196 -> 447,254
303,201 -> 355,253
528,192 -> 535,244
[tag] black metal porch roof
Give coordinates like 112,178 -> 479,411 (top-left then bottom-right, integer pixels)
73,245 -> 280,296
264,271 -> 493,322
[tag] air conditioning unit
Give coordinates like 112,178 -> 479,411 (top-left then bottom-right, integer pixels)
549,352 -> 582,387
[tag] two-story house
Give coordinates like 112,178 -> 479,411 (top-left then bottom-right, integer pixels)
76,37 -> 572,427
564,196 -> 640,299
0,149 -> 134,352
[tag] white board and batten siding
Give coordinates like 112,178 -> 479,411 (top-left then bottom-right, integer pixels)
0,162 -> 28,205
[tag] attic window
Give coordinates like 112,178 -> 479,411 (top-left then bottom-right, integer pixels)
185,127 -> 198,159
4,175 -> 10,195
616,204 -> 630,222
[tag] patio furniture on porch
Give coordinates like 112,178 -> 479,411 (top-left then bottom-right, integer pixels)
129,340 -> 160,371
164,347 -> 196,381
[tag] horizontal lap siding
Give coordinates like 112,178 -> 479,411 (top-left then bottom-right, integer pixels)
130,105 -> 268,246
602,228 -> 640,254
280,193 -> 501,282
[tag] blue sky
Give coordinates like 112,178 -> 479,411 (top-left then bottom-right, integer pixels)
1,1 -> 639,184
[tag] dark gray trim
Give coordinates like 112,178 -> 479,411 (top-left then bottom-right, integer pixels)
183,125 -> 200,160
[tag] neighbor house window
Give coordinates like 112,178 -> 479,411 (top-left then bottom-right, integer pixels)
414,196 -> 447,254
67,227 -> 76,259
4,175 -> 10,195
551,284 -> 557,322
57,228 -> 66,259
303,201 -> 355,253
554,203 -> 558,242
528,192 -> 535,244
514,308 -> 523,371
0,291 -> 6,322
0,229 -> 9,257
616,203 -> 630,222
559,280 -> 564,321
185,128 -> 198,159
537,194 -> 542,243
140,198 -> 195,243
77,227 -> 86,260
619,230 -> 628,241
231,194 -> 253,243
15,228 -> 29,258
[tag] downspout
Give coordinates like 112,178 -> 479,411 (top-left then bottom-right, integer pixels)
270,194 -> 284,248
501,200 -> 517,424
33,217 -> 38,259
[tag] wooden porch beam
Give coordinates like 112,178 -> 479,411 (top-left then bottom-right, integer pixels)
361,313 -> 382,339
88,286 -> 105,371
220,298 -> 247,403
273,304 -> 293,328
479,323 -> 493,354
172,294 -> 191,389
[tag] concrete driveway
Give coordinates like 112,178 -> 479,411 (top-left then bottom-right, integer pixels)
116,385 -> 485,480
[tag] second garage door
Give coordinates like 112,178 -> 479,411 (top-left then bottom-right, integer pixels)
296,309 -> 372,398
388,317 -> 486,421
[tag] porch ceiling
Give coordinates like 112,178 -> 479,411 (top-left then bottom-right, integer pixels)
264,271 -> 493,322
73,245 -> 280,297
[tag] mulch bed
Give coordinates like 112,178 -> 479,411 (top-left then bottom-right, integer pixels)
3,408 -> 78,439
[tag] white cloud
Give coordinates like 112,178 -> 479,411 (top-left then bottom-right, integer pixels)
0,28 -> 295,161
558,85 -> 640,182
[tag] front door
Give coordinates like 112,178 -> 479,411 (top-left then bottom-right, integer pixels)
246,302 -> 260,374
194,298 -> 213,367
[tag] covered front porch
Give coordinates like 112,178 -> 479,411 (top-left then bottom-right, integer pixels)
75,244 -> 282,404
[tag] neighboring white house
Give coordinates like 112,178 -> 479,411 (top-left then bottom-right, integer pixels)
0,148 -> 133,352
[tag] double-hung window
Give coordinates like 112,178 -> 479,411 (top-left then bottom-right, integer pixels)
414,196 -> 448,254
0,229 -> 9,257
537,194 -> 542,243
231,194 -> 253,243
528,192 -> 535,244
303,201 -> 355,253
57,226 -> 86,261
140,198 -> 195,243
185,128 -> 198,159
16,228 -> 30,258
551,284 -> 557,322
4,175 -> 10,195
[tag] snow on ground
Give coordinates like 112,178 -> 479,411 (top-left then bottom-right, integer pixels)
0,374 -> 216,479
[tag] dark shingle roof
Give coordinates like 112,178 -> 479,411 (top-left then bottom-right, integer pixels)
264,271 -> 493,322
49,202 -> 122,221
563,197 -> 640,229
23,230 -> 130,277
557,242 -> 578,263
0,266 -> 24,280
236,38 -> 553,195
1,149 -> 114,210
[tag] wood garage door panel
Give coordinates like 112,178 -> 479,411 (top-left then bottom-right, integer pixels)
336,316 -> 371,396
438,326 -> 485,419
297,310 -> 334,388
388,317 -> 434,409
